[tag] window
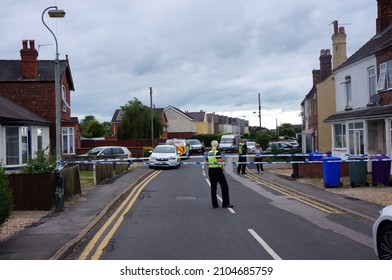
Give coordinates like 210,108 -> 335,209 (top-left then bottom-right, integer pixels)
62,127 -> 75,154
62,85 -> 70,112
5,126 -> 29,166
334,123 -> 346,149
345,75 -> 352,109
313,94 -> 317,116
378,61 -> 392,90
21,127 -> 28,164
368,66 -> 376,98
37,128 -> 43,151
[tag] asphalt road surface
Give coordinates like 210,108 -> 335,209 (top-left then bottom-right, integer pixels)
81,159 -> 377,260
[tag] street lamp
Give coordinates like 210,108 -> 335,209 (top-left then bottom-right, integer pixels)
41,6 -> 66,163
150,87 -> 154,147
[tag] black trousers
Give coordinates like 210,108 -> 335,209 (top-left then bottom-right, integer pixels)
255,157 -> 264,172
208,168 -> 231,207
237,155 -> 247,174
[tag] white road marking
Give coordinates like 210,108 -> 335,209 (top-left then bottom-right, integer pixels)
248,229 -> 282,260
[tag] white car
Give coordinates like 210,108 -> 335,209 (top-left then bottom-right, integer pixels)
246,141 -> 256,153
149,144 -> 181,169
372,204 -> 392,259
82,146 -> 132,158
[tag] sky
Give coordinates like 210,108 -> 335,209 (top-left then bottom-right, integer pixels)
0,0 -> 378,129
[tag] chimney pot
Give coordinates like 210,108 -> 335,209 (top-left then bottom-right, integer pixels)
29,40 -> 35,49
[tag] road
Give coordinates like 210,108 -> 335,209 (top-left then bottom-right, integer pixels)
77,158 -> 377,260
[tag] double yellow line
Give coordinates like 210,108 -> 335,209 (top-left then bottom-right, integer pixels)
245,171 -> 343,214
79,170 -> 162,260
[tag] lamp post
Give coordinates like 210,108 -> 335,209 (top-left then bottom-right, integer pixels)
150,87 -> 154,147
258,92 -> 261,131
41,6 -> 66,163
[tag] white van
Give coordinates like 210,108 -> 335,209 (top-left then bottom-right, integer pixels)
218,134 -> 241,153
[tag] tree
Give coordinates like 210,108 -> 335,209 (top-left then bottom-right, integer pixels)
102,122 -> 112,136
80,115 -> 106,138
117,97 -> 164,139
278,123 -> 300,138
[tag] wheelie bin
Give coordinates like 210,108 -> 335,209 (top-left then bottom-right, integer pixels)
372,156 -> 391,186
321,157 -> 341,188
309,152 -> 323,161
349,157 -> 368,187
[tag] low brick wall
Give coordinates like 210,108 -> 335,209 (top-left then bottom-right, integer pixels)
297,162 -> 349,178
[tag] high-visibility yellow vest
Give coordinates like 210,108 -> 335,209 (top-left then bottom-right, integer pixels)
207,150 -> 223,168
238,142 -> 245,154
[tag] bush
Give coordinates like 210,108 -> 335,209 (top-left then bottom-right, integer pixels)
143,146 -> 153,157
23,149 -> 56,174
0,165 -> 13,226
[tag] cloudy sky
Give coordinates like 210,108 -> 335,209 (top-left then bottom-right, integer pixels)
1,0 -> 377,128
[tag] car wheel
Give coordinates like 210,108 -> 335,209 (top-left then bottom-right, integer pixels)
378,223 -> 392,260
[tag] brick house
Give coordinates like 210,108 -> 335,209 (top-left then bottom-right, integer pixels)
0,40 -> 80,160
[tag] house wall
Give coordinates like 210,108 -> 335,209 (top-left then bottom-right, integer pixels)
0,124 -> 50,168
196,121 -> 209,134
335,56 -> 377,111
165,108 -> 195,133
317,76 -> 335,152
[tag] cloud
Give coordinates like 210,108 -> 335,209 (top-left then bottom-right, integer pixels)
0,0 -> 377,128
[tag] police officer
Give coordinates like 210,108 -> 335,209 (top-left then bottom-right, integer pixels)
237,139 -> 247,174
206,140 -> 233,209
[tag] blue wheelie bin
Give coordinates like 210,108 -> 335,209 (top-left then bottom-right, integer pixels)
321,157 -> 341,188
372,156 -> 391,186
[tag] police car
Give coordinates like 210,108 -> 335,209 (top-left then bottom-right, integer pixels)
148,144 -> 181,169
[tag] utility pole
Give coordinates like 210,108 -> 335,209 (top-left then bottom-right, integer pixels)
258,92 -> 261,131
150,87 -> 154,147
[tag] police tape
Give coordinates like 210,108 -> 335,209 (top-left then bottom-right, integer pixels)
58,155 -> 392,166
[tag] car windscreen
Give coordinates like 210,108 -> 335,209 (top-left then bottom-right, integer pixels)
188,140 -> 200,145
89,147 -> 104,155
153,146 -> 176,153
220,138 -> 233,143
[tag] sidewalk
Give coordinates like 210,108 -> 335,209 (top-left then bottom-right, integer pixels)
0,167 -> 151,260
0,164 -> 387,260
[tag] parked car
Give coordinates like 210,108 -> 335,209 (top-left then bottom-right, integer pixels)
148,144 -> 181,169
263,141 -> 294,154
81,146 -> 132,158
246,141 -> 256,153
187,139 -> 205,155
372,204 -> 392,259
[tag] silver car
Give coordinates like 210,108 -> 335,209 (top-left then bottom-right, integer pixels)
372,204 -> 392,259
82,146 -> 132,158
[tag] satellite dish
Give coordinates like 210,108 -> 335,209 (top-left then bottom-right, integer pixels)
370,94 -> 380,104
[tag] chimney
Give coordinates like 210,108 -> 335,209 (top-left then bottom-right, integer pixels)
331,20 -> 347,69
319,49 -> 332,82
312,69 -> 321,86
376,0 -> 392,34
20,40 -> 38,79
